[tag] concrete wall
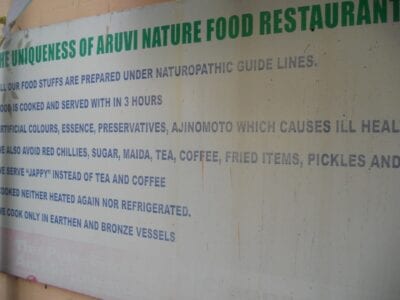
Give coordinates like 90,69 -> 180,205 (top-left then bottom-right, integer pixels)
13,0 -> 169,30
0,272 -> 95,300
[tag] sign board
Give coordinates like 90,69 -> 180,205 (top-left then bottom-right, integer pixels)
1,1 -> 400,299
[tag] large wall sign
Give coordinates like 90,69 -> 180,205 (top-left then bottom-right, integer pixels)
1,1 -> 400,299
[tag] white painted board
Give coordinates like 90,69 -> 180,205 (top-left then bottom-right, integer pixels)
1,1 -> 400,299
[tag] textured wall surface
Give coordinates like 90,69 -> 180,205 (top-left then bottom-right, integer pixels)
0,272 -> 96,300
14,0 -> 169,29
